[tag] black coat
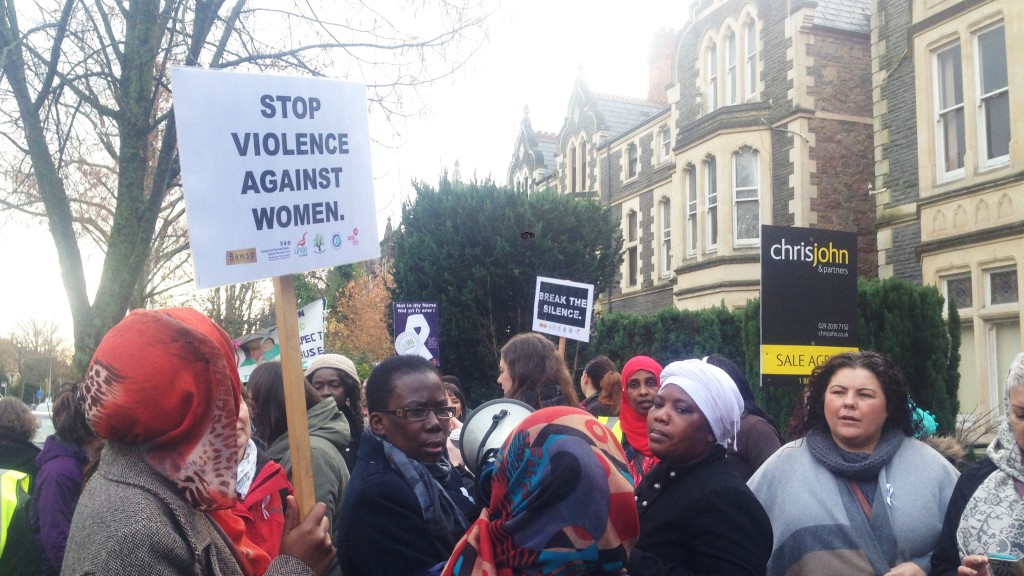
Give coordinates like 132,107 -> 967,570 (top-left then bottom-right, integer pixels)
337,431 -> 479,576
628,445 -> 773,576
0,436 -> 41,477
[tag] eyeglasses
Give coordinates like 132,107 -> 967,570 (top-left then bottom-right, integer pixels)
377,406 -> 457,421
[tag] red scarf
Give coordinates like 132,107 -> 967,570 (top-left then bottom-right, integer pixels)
619,356 -> 663,458
83,309 -> 265,575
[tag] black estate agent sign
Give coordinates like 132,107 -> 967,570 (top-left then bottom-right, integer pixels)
761,225 -> 859,387
533,276 -> 594,343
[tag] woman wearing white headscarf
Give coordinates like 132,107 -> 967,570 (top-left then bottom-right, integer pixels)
932,352 -> 1024,576
627,359 -> 773,576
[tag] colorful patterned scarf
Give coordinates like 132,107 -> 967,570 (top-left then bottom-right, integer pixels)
80,308 -> 242,510
443,407 -> 639,576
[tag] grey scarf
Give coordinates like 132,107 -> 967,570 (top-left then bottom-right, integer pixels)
957,422 -> 1024,559
381,435 -> 468,554
806,424 -> 905,480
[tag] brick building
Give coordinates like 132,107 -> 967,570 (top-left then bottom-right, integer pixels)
509,0 -> 879,315
873,0 -> 1023,421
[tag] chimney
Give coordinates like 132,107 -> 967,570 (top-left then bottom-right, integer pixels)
648,28 -> 677,105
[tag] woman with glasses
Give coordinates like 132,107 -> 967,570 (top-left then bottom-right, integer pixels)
338,355 -> 479,576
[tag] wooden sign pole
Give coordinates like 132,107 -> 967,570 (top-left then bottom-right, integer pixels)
273,274 -> 316,517
558,336 -> 566,362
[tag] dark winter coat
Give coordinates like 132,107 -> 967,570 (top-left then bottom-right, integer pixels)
29,436 -> 89,575
930,457 -> 999,576
337,430 -> 478,576
0,435 -> 41,477
628,445 -> 773,575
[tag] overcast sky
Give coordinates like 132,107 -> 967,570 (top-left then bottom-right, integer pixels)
0,0 -> 693,342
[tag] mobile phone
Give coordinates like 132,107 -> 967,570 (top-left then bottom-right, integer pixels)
987,553 -> 1024,576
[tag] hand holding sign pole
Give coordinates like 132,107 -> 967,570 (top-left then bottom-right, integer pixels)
172,67 -> 379,516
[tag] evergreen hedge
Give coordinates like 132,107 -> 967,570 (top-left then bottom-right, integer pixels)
588,277 -> 960,439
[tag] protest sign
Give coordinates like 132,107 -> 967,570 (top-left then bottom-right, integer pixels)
532,276 -> 594,343
171,68 -> 379,289
236,299 -> 325,382
393,302 -> 440,364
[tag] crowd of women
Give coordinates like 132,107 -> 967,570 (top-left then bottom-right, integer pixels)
1,308 -> 1023,576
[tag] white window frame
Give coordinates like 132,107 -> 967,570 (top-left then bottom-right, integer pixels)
568,143 -> 577,192
706,41 -> 718,113
626,142 -> 639,180
942,272 -> 974,311
985,265 -> 1019,307
726,32 -> 737,106
626,210 -> 639,287
659,127 -> 671,163
975,23 -> 1010,169
660,198 -> 672,277
686,165 -> 698,256
733,148 -> 760,246
934,42 -> 965,181
745,19 -> 758,99
704,156 -> 718,252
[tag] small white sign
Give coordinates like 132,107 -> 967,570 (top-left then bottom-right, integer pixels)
236,299 -> 325,383
532,276 -> 594,343
171,67 -> 379,288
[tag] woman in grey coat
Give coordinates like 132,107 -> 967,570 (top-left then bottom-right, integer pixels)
62,308 -> 335,576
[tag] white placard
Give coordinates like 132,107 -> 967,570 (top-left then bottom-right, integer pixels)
532,276 -> 594,343
171,68 -> 379,288
236,299 -> 325,382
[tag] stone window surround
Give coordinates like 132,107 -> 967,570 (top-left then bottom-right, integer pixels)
697,7 -> 761,115
921,11 -> 1010,189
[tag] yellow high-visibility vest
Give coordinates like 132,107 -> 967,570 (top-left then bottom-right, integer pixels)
597,416 -> 623,443
0,468 -> 31,556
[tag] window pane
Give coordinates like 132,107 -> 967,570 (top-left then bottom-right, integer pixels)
746,21 -> 757,95
937,45 -> 963,109
736,201 -> 759,240
946,275 -> 973,309
990,269 -> 1019,305
735,150 -> 757,187
581,141 -> 588,190
687,169 -> 697,203
979,26 -> 1007,95
985,91 -> 1011,159
708,155 -> 716,202
688,213 -> 697,253
941,108 -> 965,172
628,247 -> 638,285
628,212 -> 636,242
727,35 -> 736,104
708,205 -> 718,247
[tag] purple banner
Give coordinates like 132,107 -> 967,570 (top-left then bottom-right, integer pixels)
393,301 -> 440,366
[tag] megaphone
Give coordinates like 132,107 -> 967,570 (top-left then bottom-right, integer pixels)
458,398 -> 534,476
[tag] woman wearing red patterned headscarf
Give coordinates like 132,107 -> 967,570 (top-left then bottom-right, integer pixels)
62,308 -> 335,576
443,407 -> 640,576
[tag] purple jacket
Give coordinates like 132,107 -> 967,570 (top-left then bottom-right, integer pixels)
30,436 -> 89,575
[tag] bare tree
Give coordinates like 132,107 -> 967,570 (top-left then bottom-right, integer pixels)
0,0 -> 492,371
194,280 -> 275,339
